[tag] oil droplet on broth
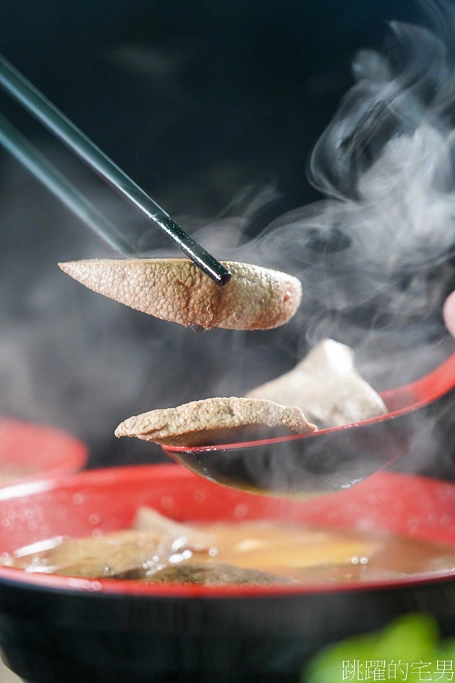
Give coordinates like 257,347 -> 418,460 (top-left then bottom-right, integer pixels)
5,516 -> 455,585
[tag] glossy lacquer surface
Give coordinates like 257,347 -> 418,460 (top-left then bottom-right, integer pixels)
0,418 -> 87,485
0,466 -> 455,681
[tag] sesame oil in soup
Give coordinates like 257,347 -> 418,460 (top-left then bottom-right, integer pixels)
8,520 -> 455,585
179,522 -> 455,583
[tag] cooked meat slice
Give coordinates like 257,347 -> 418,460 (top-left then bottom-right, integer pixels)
10,530 -> 162,579
145,562 -> 292,585
247,339 -> 387,428
58,258 -> 302,330
115,397 -> 317,446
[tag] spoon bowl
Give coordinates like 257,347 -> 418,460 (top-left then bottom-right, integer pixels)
163,353 -> 455,498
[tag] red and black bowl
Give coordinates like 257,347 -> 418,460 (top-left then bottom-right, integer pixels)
0,465 -> 455,682
0,418 -> 87,485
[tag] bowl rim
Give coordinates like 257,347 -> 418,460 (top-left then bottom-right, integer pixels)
0,417 -> 88,482
0,465 -> 454,599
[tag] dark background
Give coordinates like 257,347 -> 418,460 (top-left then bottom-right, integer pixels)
1,0 -> 428,211
1,0 -> 454,472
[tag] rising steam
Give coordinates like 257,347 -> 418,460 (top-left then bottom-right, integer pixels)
250,5 -> 455,383
1,2 -> 455,472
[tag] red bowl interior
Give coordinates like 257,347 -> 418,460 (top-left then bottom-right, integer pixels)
0,464 -> 455,597
0,418 -> 88,485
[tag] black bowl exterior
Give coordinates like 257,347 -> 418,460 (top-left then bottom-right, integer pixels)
2,578 -> 455,682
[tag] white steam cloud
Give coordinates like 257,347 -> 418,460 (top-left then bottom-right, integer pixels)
1,1 -> 455,474
249,9 -> 455,387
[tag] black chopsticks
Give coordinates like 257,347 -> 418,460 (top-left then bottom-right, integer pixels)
0,55 -> 231,287
0,111 -> 136,255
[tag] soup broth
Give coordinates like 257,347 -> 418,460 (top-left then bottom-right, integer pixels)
4,507 -> 455,585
